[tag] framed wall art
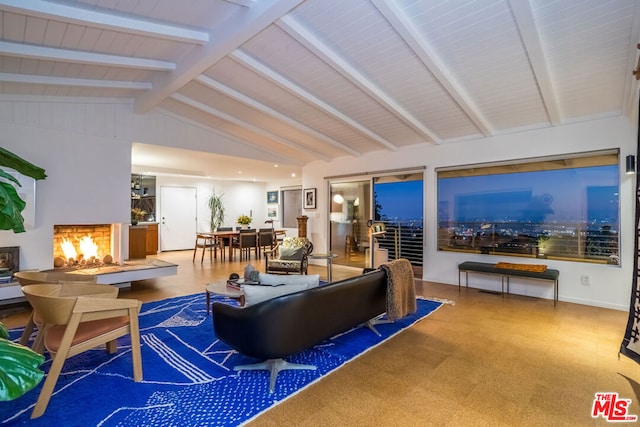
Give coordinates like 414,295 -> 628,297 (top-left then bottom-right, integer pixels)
267,191 -> 278,204
303,188 -> 316,209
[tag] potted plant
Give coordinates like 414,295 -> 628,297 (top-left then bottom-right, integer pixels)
131,208 -> 146,225
237,214 -> 252,228
0,147 -> 47,233
208,192 -> 225,232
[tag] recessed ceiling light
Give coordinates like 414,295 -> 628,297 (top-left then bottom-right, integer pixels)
291,173 -> 296,177
274,164 -> 279,168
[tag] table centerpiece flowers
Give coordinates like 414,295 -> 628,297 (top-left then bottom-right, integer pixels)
237,214 -> 252,228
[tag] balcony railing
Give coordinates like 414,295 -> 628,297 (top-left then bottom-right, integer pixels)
437,221 -> 619,265
375,220 -> 423,266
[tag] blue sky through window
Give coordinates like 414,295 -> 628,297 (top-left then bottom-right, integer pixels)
438,165 -> 619,225
374,180 -> 423,221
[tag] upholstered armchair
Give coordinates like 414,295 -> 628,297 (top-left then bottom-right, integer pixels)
264,237 -> 313,275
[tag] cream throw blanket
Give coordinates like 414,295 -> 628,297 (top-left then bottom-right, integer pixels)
380,258 -> 417,321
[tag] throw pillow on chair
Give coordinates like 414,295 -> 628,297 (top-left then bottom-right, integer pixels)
278,246 -> 304,260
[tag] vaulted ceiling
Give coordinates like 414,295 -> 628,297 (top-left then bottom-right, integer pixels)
1,0 -> 639,181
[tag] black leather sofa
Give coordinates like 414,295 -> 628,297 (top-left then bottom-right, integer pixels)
211,269 -> 388,392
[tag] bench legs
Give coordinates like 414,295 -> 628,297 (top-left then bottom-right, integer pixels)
505,276 -> 557,306
462,271 -> 557,306
458,271 -> 469,291
459,270 -> 502,295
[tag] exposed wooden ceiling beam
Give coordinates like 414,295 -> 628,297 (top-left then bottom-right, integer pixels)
135,0 -> 304,114
230,50 -> 398,151
196,75 -> 362,157
278,14 -> 440,144
0,72 -> 151,90
224,0 -> 257,7
0,40 -> 174,70
508,0 -> 562,126
171,93 -> 331,162
372,0 -> 493,138
0,0 -> 209,44
155,107 -> 305,167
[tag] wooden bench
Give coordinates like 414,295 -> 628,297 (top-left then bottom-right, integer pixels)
458,261 -> 559,305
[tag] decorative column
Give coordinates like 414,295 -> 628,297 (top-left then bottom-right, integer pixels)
297,215 -> 308,238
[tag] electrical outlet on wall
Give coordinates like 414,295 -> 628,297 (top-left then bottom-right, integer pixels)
581,275 -> 590,286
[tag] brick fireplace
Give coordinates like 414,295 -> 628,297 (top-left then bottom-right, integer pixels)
53,224 -> 122,268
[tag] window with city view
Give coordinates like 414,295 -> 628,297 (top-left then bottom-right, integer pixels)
437,151 -> 620,265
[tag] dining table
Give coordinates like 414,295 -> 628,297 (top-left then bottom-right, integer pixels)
201,230 -> 240,261
198,229 -> 286,262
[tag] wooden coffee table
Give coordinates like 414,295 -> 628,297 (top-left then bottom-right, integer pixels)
205,281 -> 245,314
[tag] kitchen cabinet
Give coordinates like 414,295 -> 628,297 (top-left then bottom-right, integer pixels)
129,225 -> 147,259
146,223 -> 159,255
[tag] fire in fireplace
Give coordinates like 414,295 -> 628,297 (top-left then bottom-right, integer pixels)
53,224 -> 117,269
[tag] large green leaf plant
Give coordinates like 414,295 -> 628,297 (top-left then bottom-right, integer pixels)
0,147 -> 47,233
0,322 -> 45,401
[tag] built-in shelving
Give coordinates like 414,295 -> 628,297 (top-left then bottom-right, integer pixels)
131,174 -> 156,222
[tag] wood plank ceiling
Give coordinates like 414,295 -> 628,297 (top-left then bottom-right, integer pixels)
0,0 -> 639,181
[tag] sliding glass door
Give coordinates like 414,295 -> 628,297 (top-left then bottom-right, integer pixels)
329,170 -> 424,273
330,180 -> 370,268
372,174 -> 424,275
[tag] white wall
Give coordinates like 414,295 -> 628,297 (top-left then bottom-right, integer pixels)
152,176 -> 300,238
303,116 -> 637,310
153,175 -> 263,232
0,97 -> 301,274
0,102 -> 132,271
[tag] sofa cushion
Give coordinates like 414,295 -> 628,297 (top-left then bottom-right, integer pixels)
278,245 -> 304,260
243,280 -> 319,306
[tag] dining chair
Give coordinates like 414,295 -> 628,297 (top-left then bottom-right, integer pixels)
193,233 -> 221,263
216,227 -> 233,257
345,235 -> 357,259
274,229 -> 287,245
258,228 -> 275,258
21,283 -> 142,418
234,229 -> 258,261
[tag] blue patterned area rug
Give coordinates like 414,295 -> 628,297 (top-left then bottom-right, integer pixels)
2,293 -> 443,426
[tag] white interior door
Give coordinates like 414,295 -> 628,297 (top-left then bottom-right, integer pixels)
160,186 -> 197,251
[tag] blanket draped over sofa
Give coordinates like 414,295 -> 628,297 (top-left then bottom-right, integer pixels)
380,258 -> 417,321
